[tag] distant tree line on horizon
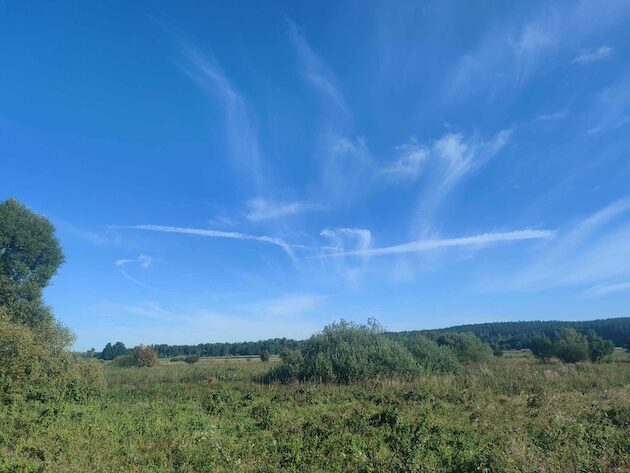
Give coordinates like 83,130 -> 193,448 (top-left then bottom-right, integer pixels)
92,317 -> 629,360
416,317 -> 630,349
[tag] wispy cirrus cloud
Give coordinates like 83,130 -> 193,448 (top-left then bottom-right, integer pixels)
583,281 -> 630,298
411,129 -> 512,232
587,73 -> 630,135
115,254 -> 156,289
243,293 -> 327,317
506,197 -> 630,292
325,229 -> 553,258
113,224 -> 298,260
180,46 -> 264,189
245,198 -> 318,222
319,227 -> 373,282
571,46 -> 613,64
320,134 -> 374,205
287,17 -> 348,117
380,139 -> 429,182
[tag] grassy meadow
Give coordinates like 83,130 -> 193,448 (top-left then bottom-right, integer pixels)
2,351 -> 629,473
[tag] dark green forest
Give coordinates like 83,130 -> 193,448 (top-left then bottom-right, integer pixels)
96,317 -> 629,359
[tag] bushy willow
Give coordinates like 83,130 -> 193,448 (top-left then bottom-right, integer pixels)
0,199 -> 103,402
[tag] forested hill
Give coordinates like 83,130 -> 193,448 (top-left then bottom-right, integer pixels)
96,317 -> 630,359
414,317 -> 630,349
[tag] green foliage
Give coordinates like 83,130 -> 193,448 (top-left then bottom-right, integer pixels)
266,320 -> 421,383
2,356 -> 629,472
112,346 -> 159,367
100,341 -> 129,360
529,334 -> 555,362
259,351 -> 270,362
184,354 -> 200,365
0,199 -> 101,404
433,332 -> 492,363
0,199 -> 64,328
395,333 -> 461,373
625,336 -> 630,353
587,331 -> 615,362
421,317 -> 630,349
554,328 -> 590,363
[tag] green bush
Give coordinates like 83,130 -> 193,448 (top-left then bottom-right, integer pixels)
434,332 -> 492,363
185,355 -> 200,365
259,351 -> 270,362
555,328 -> 589,363
264,320 -> 421,383
398,333 -> 461,373
586,331 -> 614,361
530,334 -> 555,362
113,346 -> 159,367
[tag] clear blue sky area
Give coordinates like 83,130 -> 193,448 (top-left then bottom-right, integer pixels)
2,1 -> 629,350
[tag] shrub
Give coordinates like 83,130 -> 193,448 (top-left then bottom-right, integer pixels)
264,320 -> 421,383
185,355 -> 200,364
112,346 -> 159,368
134,346 -> 159,367
398,334 -> 461,373
493,348 -> 504,357
586,331 -> 614,362
112,354 -> 136,367
434,332 -> 492,363
529,334 -> 555,362
259,351 -> 270,363
554,329 -> 589,363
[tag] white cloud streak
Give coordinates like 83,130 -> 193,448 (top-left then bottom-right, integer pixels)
325,229 -> 553,258
114,224 -> 296,260
245,294 -> 327,317
287,17 -> 348,117
506,197 -> 630,291
571,46 -> 613,64
411,129 -> 512,232
583,281 -> 630,298
180,47 -> 264,188
245,198 -> 317,222
114,254 -> 156,290
380,139 -> 429,181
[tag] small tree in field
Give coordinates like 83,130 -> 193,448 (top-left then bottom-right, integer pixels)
586,331 -> 614,362
260,351 -> 270,363
625,336 -> 630,353
133,346 -> 159,367
529,334 -> 555,362
554,329 -> 589,363
185,354 -> 200,364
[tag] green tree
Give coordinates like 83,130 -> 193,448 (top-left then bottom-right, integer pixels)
586,331 -> 614,361
259,351 -> 270,363
529,334 -> 555,362
555,329 -> 589,363
434,332 -> 492,363
0,199 -> 101,402
185,354 -> 200,364
0,199 -> 64,328
265,320 -> 421,384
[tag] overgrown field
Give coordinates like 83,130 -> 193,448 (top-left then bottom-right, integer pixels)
2,352 -> 629,473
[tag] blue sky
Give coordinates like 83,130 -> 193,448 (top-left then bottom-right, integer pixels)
2,1 -> 630,350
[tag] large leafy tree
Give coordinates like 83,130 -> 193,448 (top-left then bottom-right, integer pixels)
0,199 -> 99,402
0,198 -> 64,327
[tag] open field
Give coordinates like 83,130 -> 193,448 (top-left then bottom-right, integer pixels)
2,352 -> 629,473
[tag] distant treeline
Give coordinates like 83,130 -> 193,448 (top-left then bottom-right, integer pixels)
414,317 -> 630,349
94,317 -> 629,359
96,338 -> 301,360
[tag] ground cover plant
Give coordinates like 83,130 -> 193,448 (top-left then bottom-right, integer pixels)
1,351 -> 629,472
